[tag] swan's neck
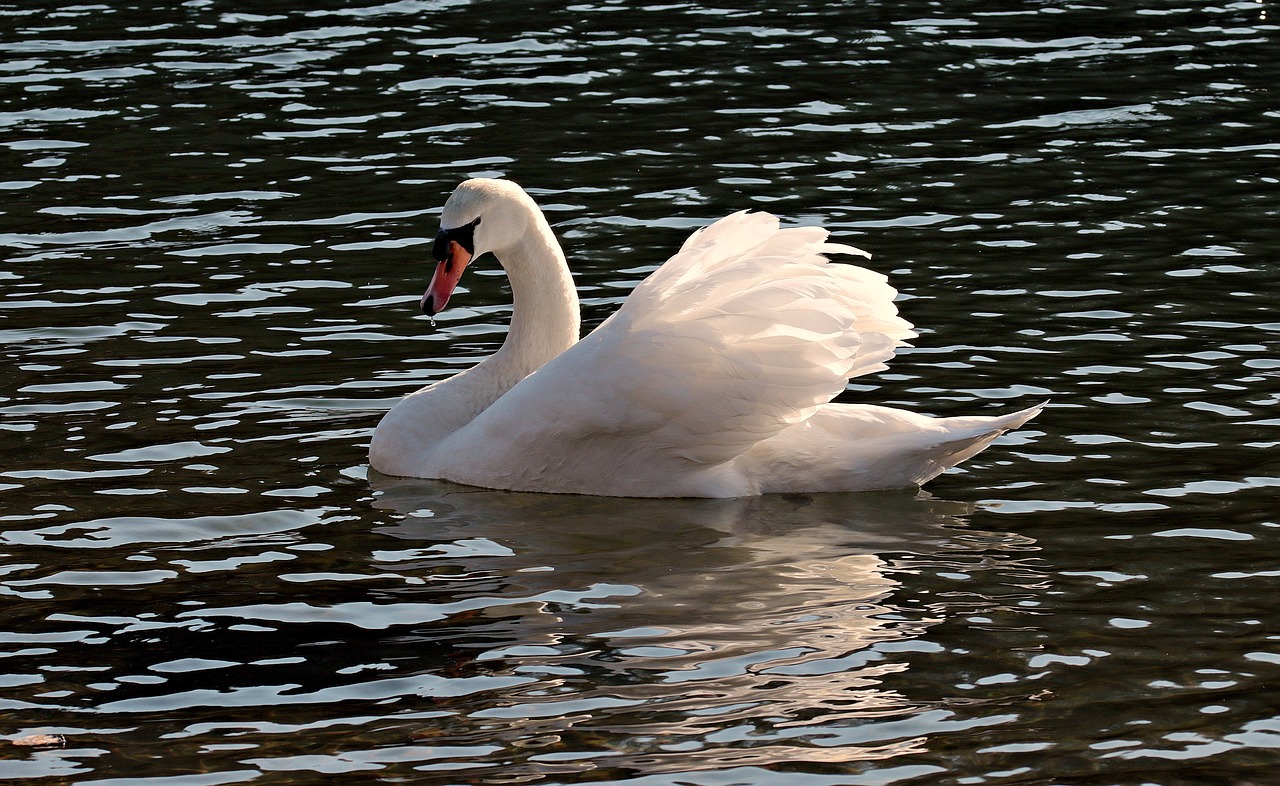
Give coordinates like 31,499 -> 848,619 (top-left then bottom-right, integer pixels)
367,194 -> 580,479
491,219 -> 580,376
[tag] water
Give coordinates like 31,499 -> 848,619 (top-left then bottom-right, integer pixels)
2,0 -> 1277,783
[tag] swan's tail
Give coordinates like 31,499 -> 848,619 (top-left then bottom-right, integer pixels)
937,401 -> 1046,436
911,402 -> 1046,485
752,402 -> 1045,494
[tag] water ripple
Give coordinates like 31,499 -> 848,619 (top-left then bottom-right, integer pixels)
2,0 -> 1278,783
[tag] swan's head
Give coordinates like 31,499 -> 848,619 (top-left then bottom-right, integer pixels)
422,178 -> 537,316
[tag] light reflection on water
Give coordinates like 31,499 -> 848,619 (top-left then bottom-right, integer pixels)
5,483 -> 1044,782
2,0 -> 1279,783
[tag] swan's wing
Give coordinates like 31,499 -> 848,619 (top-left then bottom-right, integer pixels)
622,210 -> 915,381
475,211 -> 916,466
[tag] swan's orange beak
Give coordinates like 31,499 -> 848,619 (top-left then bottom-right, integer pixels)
422,240 -> 472,317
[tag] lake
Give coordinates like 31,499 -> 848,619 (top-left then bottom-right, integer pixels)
2,1 -> 1278,784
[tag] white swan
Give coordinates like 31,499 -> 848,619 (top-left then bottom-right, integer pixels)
369,178 -> 1041,497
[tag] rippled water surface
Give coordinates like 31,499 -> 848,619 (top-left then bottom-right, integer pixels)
3,1 -> 1278,783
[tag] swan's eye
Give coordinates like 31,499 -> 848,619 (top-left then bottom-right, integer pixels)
432,217 -> 481,262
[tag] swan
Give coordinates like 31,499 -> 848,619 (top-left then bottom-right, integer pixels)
369,178 -> 1041,497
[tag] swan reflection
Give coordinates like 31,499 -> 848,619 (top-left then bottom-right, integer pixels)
370,477 -> 1037,773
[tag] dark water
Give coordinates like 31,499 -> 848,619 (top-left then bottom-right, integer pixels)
2,1 -> 1278,783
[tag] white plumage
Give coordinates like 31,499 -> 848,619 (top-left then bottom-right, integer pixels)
369,178 -> 1041,497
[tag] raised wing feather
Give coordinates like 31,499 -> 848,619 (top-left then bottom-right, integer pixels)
471,211 -> 916,467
